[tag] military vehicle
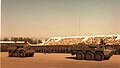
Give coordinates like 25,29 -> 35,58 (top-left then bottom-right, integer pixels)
30,44 -> 115,61
8,45 -> 35,57
71,43 -> 115,61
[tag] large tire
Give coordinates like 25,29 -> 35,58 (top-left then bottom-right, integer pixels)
115,49 -> 120,55
76,51 -> 84,60
115,51 -> 119,55
9,50 -> 13,57
19,51 -> 25,57
26,54 -> 30,57
85,51 -> 94,60
104,56 -> 111,60
95,52 -> 104,61
14,51 -> 19,57
29,53 -> 34,57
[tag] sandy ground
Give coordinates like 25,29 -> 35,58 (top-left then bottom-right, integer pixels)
0,52 -> 120,68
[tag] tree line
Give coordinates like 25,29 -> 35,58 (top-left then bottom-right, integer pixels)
1,37 -> 43,44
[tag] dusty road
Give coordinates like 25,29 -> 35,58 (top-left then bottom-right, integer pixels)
0,52 -> 120,68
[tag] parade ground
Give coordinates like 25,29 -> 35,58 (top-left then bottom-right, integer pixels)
0,52 -> 120,68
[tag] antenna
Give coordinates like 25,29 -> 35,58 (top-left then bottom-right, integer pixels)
78,13 -> 80,36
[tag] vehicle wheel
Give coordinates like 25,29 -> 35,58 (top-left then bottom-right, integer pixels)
14,51 -> 19,57
29,54 -> 34,57
19,51 -> 25,57
76,51 -> 84,60
104,56 -> 111,60
9,50 -> 13,57
85,51 -> 94,60
26,54 -> 30,57
115,51 -> 119,55
95,52 -> 104,61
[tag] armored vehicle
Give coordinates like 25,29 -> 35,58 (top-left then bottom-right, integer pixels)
8,45 -> 35,57
71,43 -> 115,61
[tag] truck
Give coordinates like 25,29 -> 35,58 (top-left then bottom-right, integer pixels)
0,40 -> 117,60
8,43 -> 35,57
30,43 -> 115,61
71,43 -> 115,61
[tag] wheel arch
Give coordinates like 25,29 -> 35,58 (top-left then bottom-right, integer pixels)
86,50 -> 95,53
95,51 -> 105,57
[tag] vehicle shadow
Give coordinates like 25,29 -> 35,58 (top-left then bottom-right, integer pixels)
7,56 -> 34,58
65,57 -> 78,60
65,56 -> 110,61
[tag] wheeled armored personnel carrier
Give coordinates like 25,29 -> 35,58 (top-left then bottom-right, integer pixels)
71,43 -> 115,61
8,45 -> 35,57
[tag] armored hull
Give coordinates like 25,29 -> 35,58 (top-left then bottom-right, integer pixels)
8,46 -> 35,57
71,44 -> 115,61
